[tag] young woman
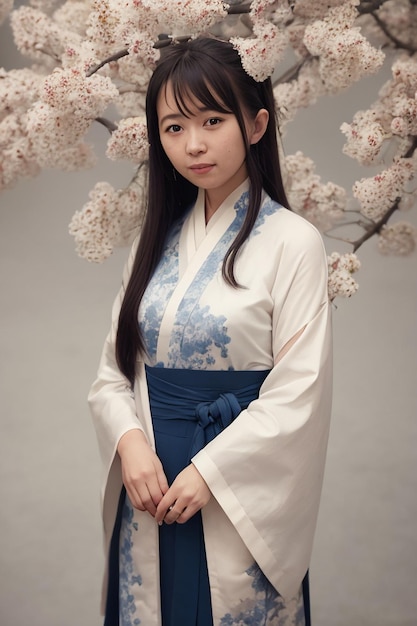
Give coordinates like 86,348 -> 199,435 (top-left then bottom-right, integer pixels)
89,36 -> 332,626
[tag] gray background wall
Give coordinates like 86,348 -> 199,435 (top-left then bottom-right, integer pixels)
1,16 -> 416,626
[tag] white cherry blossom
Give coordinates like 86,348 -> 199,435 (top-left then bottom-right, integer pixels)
0,0 -> 13,26
292,0 -> 347,20
10,6 -> 82,63
140,0 -> 228,35
232,21 -> 288,82
106,117 -> 149,164
1,0 -> 417,295
353,158 -> 416,221
53,1 -> 91,37
0,68 -> 43,121
303,2 -> 385,93
327,251 -> 361,300
42,67 -> 118,118
26,102 -> 92,167
274,60 -> 325,126
378,221 -> 417,256
114,91 -> 148,118
340,110 -> 390,166
69,170 -> 147,262
284,151 -> 346,229
0,113 -> 40,190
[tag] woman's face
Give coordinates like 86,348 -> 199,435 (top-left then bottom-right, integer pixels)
157,81 -> 250,211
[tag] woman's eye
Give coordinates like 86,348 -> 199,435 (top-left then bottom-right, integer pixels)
206,117 -> 222,126
167,124 -> 182,133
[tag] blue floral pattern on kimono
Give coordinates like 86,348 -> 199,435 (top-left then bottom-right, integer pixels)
219,563 -> 305,626
119,497 -> 142,626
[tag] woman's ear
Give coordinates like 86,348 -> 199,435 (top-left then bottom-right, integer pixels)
249,108 -> 269,145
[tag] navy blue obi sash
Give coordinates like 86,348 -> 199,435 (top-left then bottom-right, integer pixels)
146,366 -> 270,461
146,366 -> 270,626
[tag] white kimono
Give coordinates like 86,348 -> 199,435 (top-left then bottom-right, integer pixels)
89,180 -> 333,625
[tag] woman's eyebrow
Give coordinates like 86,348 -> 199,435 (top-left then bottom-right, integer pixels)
159,113 -> 185,125
159,107 -> 222,125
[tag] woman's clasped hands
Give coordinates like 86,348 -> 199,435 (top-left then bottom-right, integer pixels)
117,429 -> 211,525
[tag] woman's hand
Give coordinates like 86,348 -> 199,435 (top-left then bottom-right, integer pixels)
155,464 -> 211,525
117,429 -> 169,517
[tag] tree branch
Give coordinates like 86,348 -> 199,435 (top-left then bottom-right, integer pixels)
351,136 -> 417,252
324,218 -> 372,245
324,232 -> 359,245
357,0 -> 390,14
352,199 -> 400,251
86,2 -> 257,77
86,49 -> 129,77
33,46 -> 61,64
370,10 -> 417,52
228,2 -> 251,15
154,35 -> 194,49
95,117 -> 118,133
272,57 -> 308,87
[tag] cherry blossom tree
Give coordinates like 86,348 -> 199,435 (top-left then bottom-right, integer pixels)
1,0 -> 416,298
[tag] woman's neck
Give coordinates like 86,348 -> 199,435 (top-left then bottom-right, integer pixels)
204,195 -> 218,224
204,178 -> 250,224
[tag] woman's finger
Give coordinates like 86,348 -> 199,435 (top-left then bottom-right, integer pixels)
162,502 -> 186,525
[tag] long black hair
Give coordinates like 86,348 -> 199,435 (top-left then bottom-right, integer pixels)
116,37 -> 290,385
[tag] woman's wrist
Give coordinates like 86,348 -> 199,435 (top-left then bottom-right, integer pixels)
117,428 -> 147,455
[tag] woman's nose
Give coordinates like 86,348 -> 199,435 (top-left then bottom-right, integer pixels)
186,131 -> 206,155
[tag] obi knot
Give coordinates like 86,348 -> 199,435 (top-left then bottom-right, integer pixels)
144,365 -> 270,463
190,393 -> 242,458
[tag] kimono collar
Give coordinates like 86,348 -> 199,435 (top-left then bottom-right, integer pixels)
194,179 -> 251,235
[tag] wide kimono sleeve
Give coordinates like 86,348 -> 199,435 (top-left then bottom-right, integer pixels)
88,238 -> 146,517
192,220 -> 333,601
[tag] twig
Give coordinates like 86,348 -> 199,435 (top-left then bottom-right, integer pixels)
324,232 -> 357,245
33,46 -> 61,63
228,2 -> 251,15
357,0 -> 390,14
86,2 -> 255,77
327,219 -> 367,230
323,137 -> 417,252
341,209 -> 367,216
273,57 -> 308,87
95,117 -> 118,133
352,198 -> 400,251
154,35 -> 193,49
86,49 -> 129,77
370,10 -> 417,52
324,218 -> 370,245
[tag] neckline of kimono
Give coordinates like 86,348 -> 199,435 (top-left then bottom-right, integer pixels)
203,178 -> 250,229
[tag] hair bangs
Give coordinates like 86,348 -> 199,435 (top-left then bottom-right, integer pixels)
168,54 -> 236,119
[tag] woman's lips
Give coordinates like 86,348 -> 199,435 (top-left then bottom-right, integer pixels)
189,164 -> 214,174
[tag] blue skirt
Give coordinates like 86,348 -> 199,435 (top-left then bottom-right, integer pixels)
104,367 -> 310,626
